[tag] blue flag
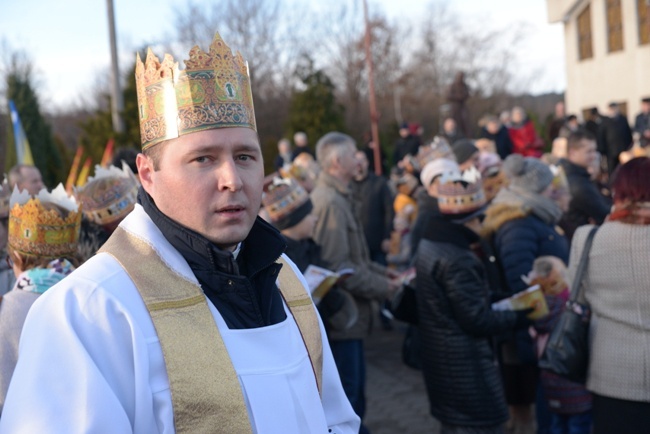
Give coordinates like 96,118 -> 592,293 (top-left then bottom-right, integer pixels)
8,100 -> 35,165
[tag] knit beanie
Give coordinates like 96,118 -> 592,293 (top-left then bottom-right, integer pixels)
452,139 -> 479,165
503,154 -> 554,194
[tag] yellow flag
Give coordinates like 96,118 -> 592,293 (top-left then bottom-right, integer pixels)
76,157 -> 93,187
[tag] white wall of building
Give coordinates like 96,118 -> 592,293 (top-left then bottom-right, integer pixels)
550,0 -> 650,122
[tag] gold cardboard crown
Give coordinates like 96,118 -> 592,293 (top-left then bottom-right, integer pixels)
135,32 -> 256,150
438,168 -> 486,215
9,184 -> 82,258
0,177 -> 11,219
75,163 -> 139,226
262,177 -> 310,223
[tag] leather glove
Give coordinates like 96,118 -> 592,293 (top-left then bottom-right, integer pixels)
514,307 -> 535,329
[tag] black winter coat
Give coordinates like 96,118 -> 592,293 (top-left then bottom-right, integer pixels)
560,159 -> 611,240
415,218 -> 518,427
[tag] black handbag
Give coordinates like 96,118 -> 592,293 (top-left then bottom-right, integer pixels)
539,226 -> 598,384
390,283 -> 418,325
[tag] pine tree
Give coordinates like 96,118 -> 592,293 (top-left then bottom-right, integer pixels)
5,56 -> 64,186
287,57 -> 346,149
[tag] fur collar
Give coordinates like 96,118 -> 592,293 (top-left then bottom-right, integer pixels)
480,202 -> 529,237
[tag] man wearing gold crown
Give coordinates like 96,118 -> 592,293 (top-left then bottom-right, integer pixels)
0,33 -> 359,433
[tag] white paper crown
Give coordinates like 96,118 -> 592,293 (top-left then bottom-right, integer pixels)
11,183 -> 79,212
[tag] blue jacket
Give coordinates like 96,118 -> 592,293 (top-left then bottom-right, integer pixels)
483,203 -> 569,295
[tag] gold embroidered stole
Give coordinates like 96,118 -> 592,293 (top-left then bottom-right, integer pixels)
99,227 -> 322,433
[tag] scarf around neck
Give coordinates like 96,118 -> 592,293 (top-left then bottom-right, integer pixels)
607,202 -> 650,225
493,186 -> 563,225
15,258 -> 75,294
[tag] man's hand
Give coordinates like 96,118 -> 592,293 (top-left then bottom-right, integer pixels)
387,277 -> 402,295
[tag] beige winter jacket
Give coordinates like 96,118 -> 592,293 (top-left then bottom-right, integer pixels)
311,172 -> 389,340
570,223 -> 650,402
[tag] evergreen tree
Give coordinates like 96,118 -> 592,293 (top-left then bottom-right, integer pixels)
5,55 -> 64,186
287,57 -> 346,151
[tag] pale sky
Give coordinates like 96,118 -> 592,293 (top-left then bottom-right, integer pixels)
0,0 -> 565,111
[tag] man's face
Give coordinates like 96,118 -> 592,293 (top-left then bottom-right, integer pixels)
443,118 -> 456,134
642,102 -> 650,114
18,166 -> 44,195
354,151 -> 369,180
138,128 -> 264,251
337,143 -> 360,182
568,139 -> 598,169
486,121 -> 499,134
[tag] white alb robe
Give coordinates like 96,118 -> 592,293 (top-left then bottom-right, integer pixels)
0,205 -> 359,433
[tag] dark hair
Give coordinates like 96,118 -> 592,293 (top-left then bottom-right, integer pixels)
142,141 -> 169,171
567,129 -> 596,152
566,114 -> 578,122
611,157 -> 650,204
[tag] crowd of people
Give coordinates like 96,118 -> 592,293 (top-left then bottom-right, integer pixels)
0,29 -> 649,434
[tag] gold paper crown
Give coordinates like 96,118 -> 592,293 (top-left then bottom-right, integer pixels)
135,32 -> 256,150
8,184 -> 82,258
438,167 -> 487,215
75,163 -> 139,226
0,177 -> 11,219
262,177 -> 311,224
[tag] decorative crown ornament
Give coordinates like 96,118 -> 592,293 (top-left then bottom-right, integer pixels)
135,32 -> 256,150
413,137 -> 456,172
438,168 -> 487,216
0,177 -> 11,219
8,184 -> 82,259
75,162 -> 140,227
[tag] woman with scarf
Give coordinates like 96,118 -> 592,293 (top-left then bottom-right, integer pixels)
571,157 -> 650,434
482,155 -> 570,434
0,185 -> 81,414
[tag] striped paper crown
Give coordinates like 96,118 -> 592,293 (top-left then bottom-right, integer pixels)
262,177 -> 313,230
135,32 -> 256,150
75,163 -> 139,226
0,177 -> 11,219
9,184 -> 82,258
437,167 -> 486,216
413,137 -> 456,172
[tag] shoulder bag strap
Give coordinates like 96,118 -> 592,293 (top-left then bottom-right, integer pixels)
570,226 -> 599,303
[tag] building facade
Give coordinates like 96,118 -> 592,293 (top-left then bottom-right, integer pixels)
547,0 -> 650,123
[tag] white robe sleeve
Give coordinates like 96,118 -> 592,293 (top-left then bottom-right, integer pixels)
0,266 -> 171,433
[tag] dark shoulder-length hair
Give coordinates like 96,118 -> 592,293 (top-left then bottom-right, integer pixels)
611,157 -> 650,204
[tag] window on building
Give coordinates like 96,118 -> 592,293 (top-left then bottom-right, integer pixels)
607,0 -> 624,52
578,5 -> 593,60
639,0 -> 650,45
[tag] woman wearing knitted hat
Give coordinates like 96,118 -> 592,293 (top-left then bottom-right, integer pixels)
481,154 -> 583,434
0,184 -> 81,413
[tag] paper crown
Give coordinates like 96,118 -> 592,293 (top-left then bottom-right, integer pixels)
413,137 -> 455,172
75,163 -> 139,226
262,177 -> 312,230
437,167 -> 487,217
135,32 -> 256,150
0,177 -> 11,219
8,184 -> 82,258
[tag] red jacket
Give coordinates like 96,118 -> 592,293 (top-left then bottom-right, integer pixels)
508,121 -> 544,158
